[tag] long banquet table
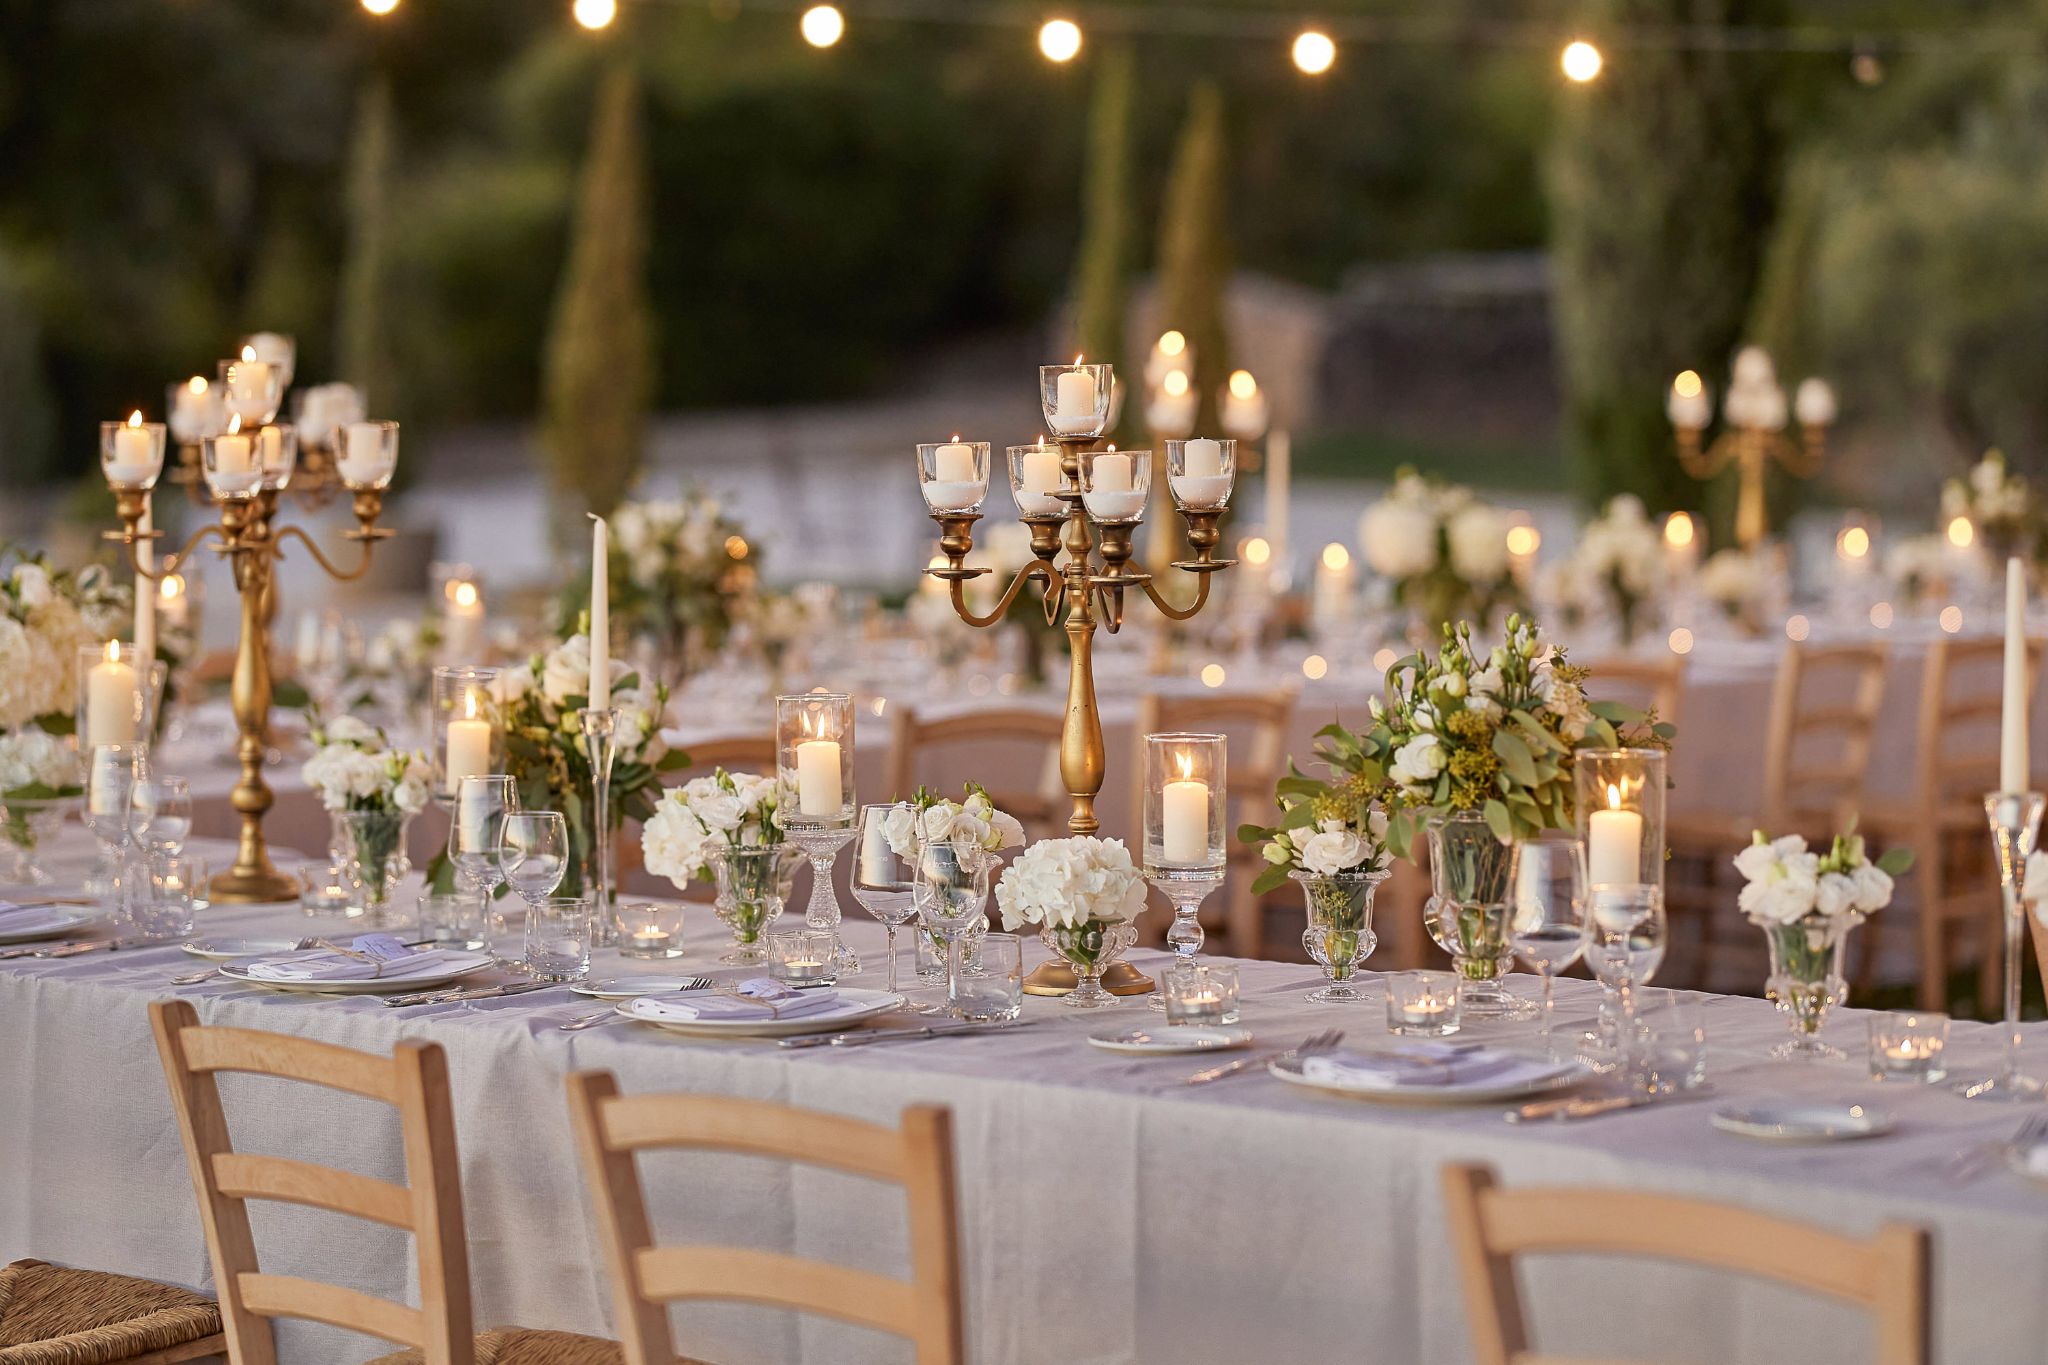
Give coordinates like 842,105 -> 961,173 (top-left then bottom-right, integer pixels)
7,830 -> 2048,1364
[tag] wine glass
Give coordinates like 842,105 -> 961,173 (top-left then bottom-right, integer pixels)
911,836 -> 992,1018
497,811 -> 568,909
1508,833 -> 1587,1045
452,774 -> 518,931
129,775 -> 193,866
83,743 -> 143,909
1584,890 -> 1667,1073
852,805 -> 918,996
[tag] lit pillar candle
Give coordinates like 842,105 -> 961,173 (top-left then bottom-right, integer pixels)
1266,430 -> 1291,566
1052,364 -> 1098,434
1162,760 -> 1210,864
87,642 -> 140,744
588,514 -> 610,709
134,501 -> 156,664
444,580 -> 484,659
922,439 -> 984,511
1092,451 -> 1132,491
107,411 -> 156,485
797,736 -> 843,818
1587,784 -> 1643,887
338,423 -> 396,486
2002,556 -> 2028,793
225,354 -> 273,423
444,694 -> 492,794
1016,444 -> 1064,516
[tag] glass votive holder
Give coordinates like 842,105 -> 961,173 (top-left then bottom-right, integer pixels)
1040,360 -> 1112,437
1164,438 -> 1236,512
431,666 -> 502,801
129,856 -> 199,941
417,892 -> 487,950
1079,447 -> 1152,524
1163,961 -> 1240,1026
525,896 -> 594,982
775,692 -> 855,826
1144,731 -> 1226,872
101,415 -> 167,490
219,352 -> 283,427
953,932 -> 1024,1022
917,439 -> 991,515
337,420 -> 400,490
616,901 -> 687,959
1007,442 -> 1067,519
76,642 -> 166,752
298,860 -> 358,917
1386,970 -> 1461,1037
770,928 -> 839,986
1868,1011 -> 1949,1083
1634,990 -> 1708,1094
238,330 -> 297,389
256,423 -> 298,491
202,425 -> 263,500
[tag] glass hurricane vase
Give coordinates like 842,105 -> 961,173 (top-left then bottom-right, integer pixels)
1294,867 -> 1389,1003
0,795 -> 78,885
337,808 -> 413,923
1764,914 -> 1854,1060
1424,810 -> 1530,1018
1040,919 -> 1138,1009
710,844 -> 798,964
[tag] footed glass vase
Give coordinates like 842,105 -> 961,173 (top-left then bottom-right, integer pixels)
710,844 -> 798,964
337,809 -> 413,923
1041,919 -> 1138,1009
1294,867 -> 1390,1003
1425,810 -> 1528,1018
1764,915 -> 1853,1059
0,795 -> 78,885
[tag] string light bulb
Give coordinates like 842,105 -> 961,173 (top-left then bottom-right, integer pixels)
1292,30 -> 1336,75
574,0 -> 617,30
801,4 -> 844,47
361,0 -> 399,14
1561,39 -> 1603,82
1039,17 -> 1082,62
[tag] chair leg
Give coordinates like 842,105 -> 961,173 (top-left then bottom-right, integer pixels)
1917,855 -> 1946,1015
1227,879 -> 1263,959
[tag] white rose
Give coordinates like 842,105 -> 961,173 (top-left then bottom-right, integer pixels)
11,564 -> 52,611
541,636 -> 593,705
882,802 -> 919,856
1446,505 -> 1508,581
1849,862 -> 1894,915
695,791 -> 744,833
1389,734 -> 1445,789
1814,871 -> 1857,919
1300,827 -> 1368,875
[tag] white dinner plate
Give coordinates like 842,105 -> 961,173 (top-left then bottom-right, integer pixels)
571,976 -> 710,1001
618,988 -> 905,1038
0,908 -> 101,945
2004,1142 -> 2048,1188
182,938 -> 303,961
1710,1101 -> 1895,1143
217,951 -> 496,995
1088,1025 -> 1254,1055
1269,1051 -> 1589,1105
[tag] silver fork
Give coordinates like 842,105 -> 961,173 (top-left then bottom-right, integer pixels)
1943,1113 -> 2048,1184
560,978 -> 715,1031
1184,1028 -> 1344,1086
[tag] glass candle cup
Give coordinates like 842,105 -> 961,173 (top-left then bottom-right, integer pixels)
1079,447 -> 1152,524
1040,361 -> 1113,437
952,932 -> 1023,1022
101,417 -> 167,490
616,901 -> 687,959
255,423 -> 298,492
237,331 -> 296,390
1164,438 -> 1236,512
1573,748 -> 1669,900
1869,1011 -> 1949,1083
776,692 -> 855,827
130,856 -> 199,941
1387,970 -> 1461,1037
1144,732 -> 1226,873
431,667 -> 502,801
218,353 -> 283,427
202,424 -> 263,500
917,440 -> 991,515
770,928 -> 839,986
166,377 -> 223,446
416,891 -> 487,948
1007,441 -> 1068,518
1163,961 -> 1240,1026
298,859 -> 358,917
336,420 -> 400,490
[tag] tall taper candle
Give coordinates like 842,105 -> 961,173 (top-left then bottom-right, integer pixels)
588,513 -> 610,710
2002,556 -> 2028,793
134,500 -> 156,664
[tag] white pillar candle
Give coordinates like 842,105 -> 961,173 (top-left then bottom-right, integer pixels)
444,583 -> 484,660
170,378 -> 211,443
1587,785 -> 1643,887
1266,430 -> 1291,567
1092,451 -> 1133,491
338,423 -> 394,486
134,502 -> 156,664
225,358 -> 273,422
108,413 -> 156,485
1162,773 -> 1210,864
1183,437 -> 1223,477
588,514 -> 610,709
934,442 -> 976,483
1015,445 -> 1065,516
1052,367 -> 1098,434
209,430 -> 258,495
2002,556 -> 2029,794
86,643 -> 140,745
444,697 -> 492,795
859,815 -> 893,885
797,738 -> 843,818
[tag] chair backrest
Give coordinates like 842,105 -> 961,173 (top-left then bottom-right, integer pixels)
1761,640 -> 1889,833
1131,691 -> 1295,845
886,705 -> 1067,839
1911,635 -> 2043,816
1441,1162 -> 1927,1365
148,999 -> 474,1365
1577,654 -> 1686,734
671,735 -> 777,777
566,1075 -> 962,1365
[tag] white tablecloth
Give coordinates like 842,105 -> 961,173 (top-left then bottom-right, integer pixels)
5,830 -> 2048,1363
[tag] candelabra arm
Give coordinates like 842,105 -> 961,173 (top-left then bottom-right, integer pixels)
106,523 -> 224,581
1138,570 -> 1214,623
274,524 -> 379,583
946,562 -> 1054,629
1673,426 -> 1733,480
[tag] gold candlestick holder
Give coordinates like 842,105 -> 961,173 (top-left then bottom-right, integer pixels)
924,374 -> 1234,995
1669,349 -> 1831,550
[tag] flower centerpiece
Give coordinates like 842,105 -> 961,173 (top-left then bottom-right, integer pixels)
1943,449 -> 2037,564
884,785 -> 1027,978
1884,533 -> 1972,615
487,631 -> 687,899
1240,742 -> 1394,1002
1736,828 -> 1910,1058
562,494 -> 754,686
1546,494 -> 1666,646
301,715 -> 433,917
1697,546 -> 1771,636
995,835 -> 1148,1008
1358,469 -> 1522,637
641,768 -> 792,961
1372,615 -> 1671,1012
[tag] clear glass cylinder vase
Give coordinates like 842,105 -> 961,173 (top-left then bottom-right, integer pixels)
1424,810 -> 1520,1014
1764,915 -> 1852,1060
337,808 -> 413,922
710,844 -> 797,964
1294,867 -> 1389,1003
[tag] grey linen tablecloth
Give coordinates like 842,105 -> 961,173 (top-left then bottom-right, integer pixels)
5,831 -> 2048,1364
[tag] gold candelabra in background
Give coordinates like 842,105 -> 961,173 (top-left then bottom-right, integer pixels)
1668,345 -> 1834,550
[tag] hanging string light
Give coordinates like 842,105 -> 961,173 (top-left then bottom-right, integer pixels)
1038,17 -> 1082,63
1291,29 -> 1336,75
800,4 -> 843,48
573,0 -> 618,28
1560,38 -> 1603,82
361,0 -> 399,14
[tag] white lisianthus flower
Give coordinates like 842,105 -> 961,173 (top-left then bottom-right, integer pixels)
641,794 -> 711,887
1446,504 -> 1508,580
1814,871 -> 1858,919
325,715 -> 379,745
1389,734 -> 1446,790
1300,823 -> 1369,875
2027,852 -> 2048,925
1734,834 -> 1822,924
1849,862 -> 1894,915
882,801 -> 920,857
0,726 -> 76,793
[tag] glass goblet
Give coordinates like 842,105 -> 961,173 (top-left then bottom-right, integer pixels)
912,837 -> 992,1018
452,774 -> 517,931
852,804 -> 918,996
129,775 -> 193,866
1508,833 -> 1587,1045
498,810 -> 568,910
83,743 -> 143,908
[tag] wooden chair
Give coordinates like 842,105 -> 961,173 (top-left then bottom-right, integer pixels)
0,1258 -> 224,1363
1131,690 -> 1296,957
886,705 -> 1066,840
148,1000 -> 618,1365
1864,635 -> 2044,1011
1441,1162 -> 1928,1365
666,735 -> 776,777
565,1076 -> 963,1365
1576,653 -> 1686,734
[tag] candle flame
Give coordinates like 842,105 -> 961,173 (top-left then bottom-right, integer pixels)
225,414 -> 242,435
1607,783 -> 1622,812
451,581 -> 479,609
464,692 -> 478,721
127,410 -> 143,428
1158,330 -> 1186,357
240,344 -> 256,363
1227,369 -> 1257,400
1672,370 -> 1703,399
160,574 -> 183,601
1664,511 -> 1695,548
1072,354 -> 1084,366
105,640 -> 120,664
186,376 -> 208,395
950,432 -> 960,442
1175,753 -> 1194,781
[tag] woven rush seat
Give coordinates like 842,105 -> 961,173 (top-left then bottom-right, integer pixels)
365,1327 -> 637,1365
0,1259 -> 224,1365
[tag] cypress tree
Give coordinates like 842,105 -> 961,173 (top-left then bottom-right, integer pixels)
1072,41 -> 1136,427
337,72 -> 397,417
1155,82 -> 1232,439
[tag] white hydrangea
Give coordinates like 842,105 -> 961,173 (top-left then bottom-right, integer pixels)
995,835 -> 1148,931
0,725 -> 78,794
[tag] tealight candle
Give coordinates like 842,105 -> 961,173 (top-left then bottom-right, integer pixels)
1387,970 -> 1461,1037
771,928 -> 839,984
1868,1011 -> 1948,1083
618,901 -> 687,959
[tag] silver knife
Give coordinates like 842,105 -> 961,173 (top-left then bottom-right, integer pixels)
382,980 -> 559,1008
777,1020 -> 1037,1049
1,937 -> 147,961
1508,1085 -> 1715,1124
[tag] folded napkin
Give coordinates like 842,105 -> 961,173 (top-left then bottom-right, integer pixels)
628,978 -> 846,1023
245,934 -> 459,983
0,902 -> 78,936
1301,1045 -> 1570,1092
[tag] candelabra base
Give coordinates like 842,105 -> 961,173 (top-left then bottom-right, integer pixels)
1023,959 -> 1155,997
209,865 -> 298,905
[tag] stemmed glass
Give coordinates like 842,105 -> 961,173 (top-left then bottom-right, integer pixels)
497,811 -> 568,909
83,743 -> 144,909
452,775 -> 518,933
129,775 -> 193,868
1583,892 -> 1667,1075
911,836 -> 992,1018
1508,833 -> 1587,1047
852,805 -> 918,996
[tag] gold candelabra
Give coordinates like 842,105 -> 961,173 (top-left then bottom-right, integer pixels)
106,468 -> 394,904
922,368 -> 1234,994
1669,348 -> 1833,550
